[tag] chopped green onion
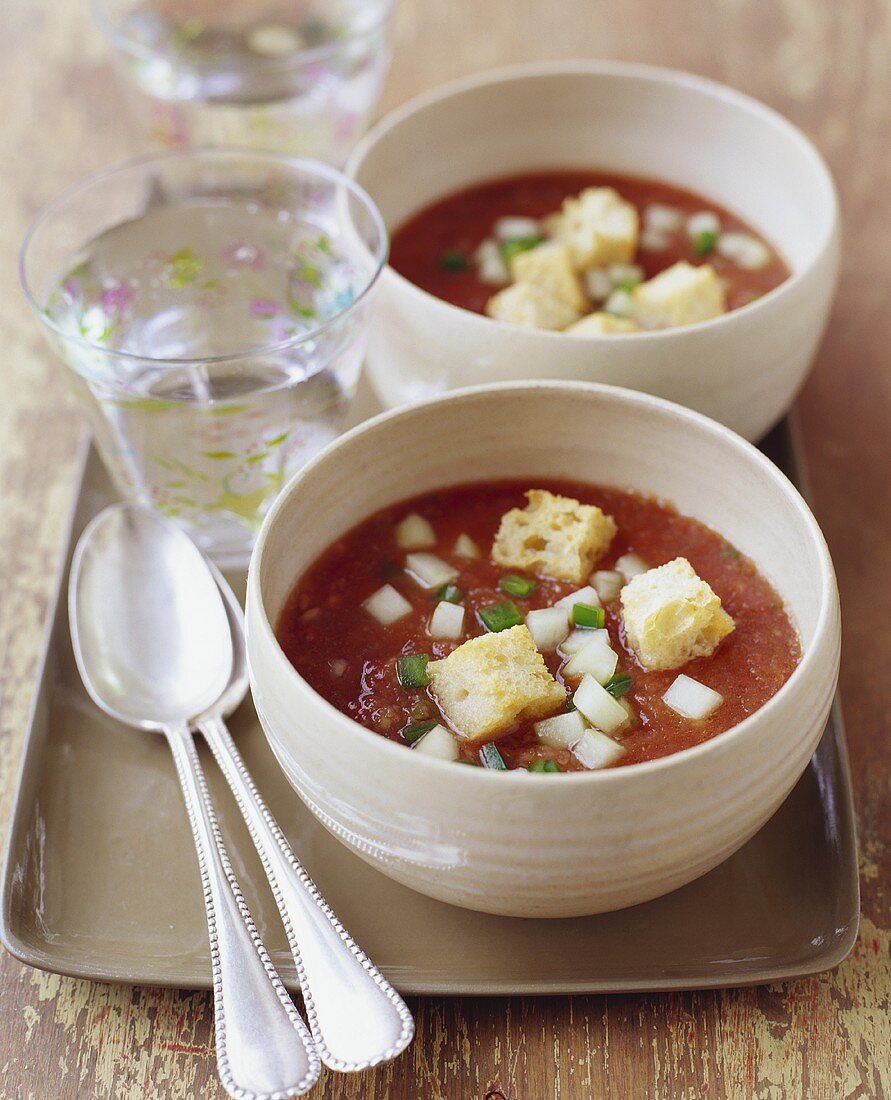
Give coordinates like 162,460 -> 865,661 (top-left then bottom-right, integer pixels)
499,236 -> 544,263
401,719 -> 438,744
498,574 -> 536,598
572,603 -> 605,629
605,671 -> 634,698
617,278 -> 641,293
693,230 -> 718,256
721,542 -> 741,560
529,758 -> 561,773
435,583 -> 463,604
439,250 -> 470,272
479,600 -> 524,633
479,743 -> 507,769
396,654 -> 430,689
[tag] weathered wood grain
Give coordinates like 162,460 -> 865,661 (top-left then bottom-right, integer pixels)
0,0 -> 888,1097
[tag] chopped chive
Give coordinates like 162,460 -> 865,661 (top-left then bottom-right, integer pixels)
401,719 -> 438,745
572,603 -> 605,629
529,758 -> 561,773
479,600 -> 523,633
499,236 -> 545,264
435,583 -> 463,604
499,574 -> 536,598
605,671 -> 634,698
693,229 -> 718,256
618,278 -> 641,292
396,654 -> 430,689
439,250 -> 470,272
479,743 -> 507,770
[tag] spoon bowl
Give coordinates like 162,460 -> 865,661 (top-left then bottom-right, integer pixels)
70,504 -> 232,729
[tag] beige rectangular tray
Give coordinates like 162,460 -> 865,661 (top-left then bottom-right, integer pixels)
0,423 -> 859,995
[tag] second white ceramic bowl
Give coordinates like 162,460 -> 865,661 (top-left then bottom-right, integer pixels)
347,61 -> 840,441
247,382 -> 840,917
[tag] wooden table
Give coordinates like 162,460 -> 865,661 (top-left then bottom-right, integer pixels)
1,1 -> 889,1096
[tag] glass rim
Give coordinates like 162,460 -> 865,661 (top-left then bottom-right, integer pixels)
19,146 -> 389,368
91,0 -> 396,71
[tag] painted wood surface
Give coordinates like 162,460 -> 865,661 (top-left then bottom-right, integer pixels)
0,0 -> 888,1096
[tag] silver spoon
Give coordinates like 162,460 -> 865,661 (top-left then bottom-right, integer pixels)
69,504 -> 321,1100
195,560 -> 415,1072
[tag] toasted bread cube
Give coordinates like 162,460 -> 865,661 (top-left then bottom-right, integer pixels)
427,624 -> 565,742
485,282 -> 580,330
566,312 -> 639,336
552,187 -> 639,269
620,557 -> 735,671
492,489 -> 617,584
632,261 -> 726,330
509,241 -> 587,313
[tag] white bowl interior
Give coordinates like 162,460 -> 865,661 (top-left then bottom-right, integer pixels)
259,384 -> 829,655
352,65 -> 836,275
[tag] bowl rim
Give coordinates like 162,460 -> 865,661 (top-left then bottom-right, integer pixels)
248,379 -> 839,786
346,58 -> 840,343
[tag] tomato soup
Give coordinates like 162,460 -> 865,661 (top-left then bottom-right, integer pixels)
389,171 -> 789,326
277,480 -> 800,773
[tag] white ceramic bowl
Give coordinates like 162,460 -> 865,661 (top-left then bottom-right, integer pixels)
246,382 -> 840,918
346,62 -> 840,442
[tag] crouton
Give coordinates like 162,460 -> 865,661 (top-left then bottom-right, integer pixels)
566,311 -> 640,336
427,624 -> 565,742
620,557 -> 735,671
551,187 -> 639,269
632,261 -> 726,330
509,241 -> 587,312
485,282 -> 580,330
492,489 -> 617,583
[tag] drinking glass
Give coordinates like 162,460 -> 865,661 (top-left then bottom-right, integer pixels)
20,149 -> 386,568
93,0 -> 396,166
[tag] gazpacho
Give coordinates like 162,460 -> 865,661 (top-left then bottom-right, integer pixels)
389,171 -> 789,332
276,481 -> 801,772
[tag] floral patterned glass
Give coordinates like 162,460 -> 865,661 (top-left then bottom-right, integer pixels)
21,150 -> 387,567
94,0 -> 396,166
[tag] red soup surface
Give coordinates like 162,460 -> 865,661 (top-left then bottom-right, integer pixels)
389,170 -> 790,316
277,480 -> 801,772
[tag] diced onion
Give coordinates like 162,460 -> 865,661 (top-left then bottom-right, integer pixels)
573,674 -> 629,735
563,637 -> 618,684
662,674 -> 724,720
453,533 -> 481,558
395,512 -> 436,549
639,228 -> 671,253
615,553 -> 648,582
558,627 -> 608,655
572,729 -> 626,770
591,569 -> 624,603
604,288 -> 635,317
554,585 -> 601,611
686,211 -> 721,237
494,216 -> 541,241
475,239 -> 510,286
429,600 -> 465,640
363,584 -> 412,625
405,552 -> 459,589
644,203 -> 683,234
584,268 -> 613,301
607,263 -> 645,287
534,710 -> 587,749
526,606 -> 570,651
716,231 -> 772,270
413,723 -> 460,761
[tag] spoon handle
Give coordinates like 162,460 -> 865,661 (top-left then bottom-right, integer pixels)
198,716 -> 414,1072
163,722 -> 321,1099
